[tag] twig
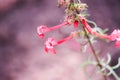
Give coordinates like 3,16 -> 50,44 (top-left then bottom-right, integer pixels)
82,25 -> 108,80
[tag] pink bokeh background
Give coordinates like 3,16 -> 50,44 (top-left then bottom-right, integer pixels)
0,0 -> 120,80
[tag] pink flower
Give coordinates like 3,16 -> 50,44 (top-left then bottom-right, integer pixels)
81,18 -> 111,40
44,33 -> 74,54
37,22 -> 68,39
37,25 -> 49,39
110,29 -> 120,47
110,29 -> 120,40
81,17 -> 120,47
44,38 -> 58,54
74,21 -> 79,29
81,18 -> 94,34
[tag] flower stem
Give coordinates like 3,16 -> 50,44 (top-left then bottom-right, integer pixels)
82,25 -> 108,80
71,0 -> 108,79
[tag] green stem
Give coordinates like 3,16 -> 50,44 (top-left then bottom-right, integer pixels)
82,25 -> 108,80
70,0 -> 108,80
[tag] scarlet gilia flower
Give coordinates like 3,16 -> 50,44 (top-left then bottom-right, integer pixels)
81,18 -> 111,40
44,33 -> 75,54
37,25 -> 49,39
81,18 -> 95,34
81,17 -> 120,47
110,29 -> 120,47
37,22 -> 68,39
44,38 -> 58,54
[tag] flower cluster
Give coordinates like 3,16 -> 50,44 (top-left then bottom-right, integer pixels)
37,19 -> 77,54
37,17 -> 120,54
37,0 -> 120,80
37,0 -> 120,54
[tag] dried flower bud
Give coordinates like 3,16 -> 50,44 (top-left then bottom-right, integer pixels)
58,0 -> 65,7
75,3 -> 88,12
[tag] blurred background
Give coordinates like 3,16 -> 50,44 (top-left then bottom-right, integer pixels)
0,0 -> 120,80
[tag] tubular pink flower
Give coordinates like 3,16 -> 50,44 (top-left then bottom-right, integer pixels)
81,18 -> 110,40
81,17 -> 120,47
81,18 -> 97,34
37,25 -> 49,39
37,22 -> 68,39
110,29 -> 120,40
110,29 -> 120,47
44,38 -> 58,54
44,33 -> 75,54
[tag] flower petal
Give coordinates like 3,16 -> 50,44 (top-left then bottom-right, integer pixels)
44,46 -> 56,54
37,25 -> 48,39
38,34 -> 44,39
81,18 -> 94,34
115,41 -> 120,47
44,38 -> 58,54
110,29 -> 120,41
